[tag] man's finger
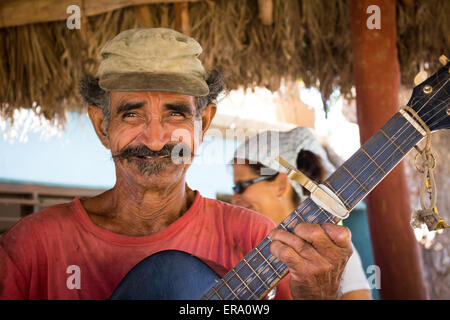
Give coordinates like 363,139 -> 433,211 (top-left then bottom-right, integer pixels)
320,223 -> 352,249
292,223 -> 335,252
269,228 -> 323,262
269,237 -> 309,269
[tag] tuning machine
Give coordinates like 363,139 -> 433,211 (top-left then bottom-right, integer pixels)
414,71 -> 429,86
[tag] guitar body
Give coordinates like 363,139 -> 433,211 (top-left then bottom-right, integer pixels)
110,250 -> 220,300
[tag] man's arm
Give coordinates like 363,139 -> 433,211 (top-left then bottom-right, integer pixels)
341,289 -> 372,300
269,222 -> 353,300
0,244 -> 28,299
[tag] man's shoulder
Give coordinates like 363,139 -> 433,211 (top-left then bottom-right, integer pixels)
1,199 -> 78,244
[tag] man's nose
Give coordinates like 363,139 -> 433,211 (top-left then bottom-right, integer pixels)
139,116 -> 170,151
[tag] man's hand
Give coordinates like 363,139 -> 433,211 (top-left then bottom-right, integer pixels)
269,222 -> 353,300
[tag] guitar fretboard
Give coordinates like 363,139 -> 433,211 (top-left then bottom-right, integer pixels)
201,111 -> 424,300
324,112 -> 424,210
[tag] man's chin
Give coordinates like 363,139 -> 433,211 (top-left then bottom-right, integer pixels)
123,158 -> 189,185
127,157 -> 172,177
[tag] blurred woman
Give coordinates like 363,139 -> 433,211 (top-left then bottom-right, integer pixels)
232,127 -> 372,300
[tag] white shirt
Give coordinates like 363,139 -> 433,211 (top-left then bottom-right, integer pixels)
339,243 -> 371,294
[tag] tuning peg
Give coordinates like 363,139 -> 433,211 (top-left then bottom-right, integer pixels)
439,55 -> 449,65
414,70 -> 428,86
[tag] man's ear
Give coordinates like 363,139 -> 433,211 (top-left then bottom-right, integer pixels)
87,105 -> 110,149
200,103 -> 217,139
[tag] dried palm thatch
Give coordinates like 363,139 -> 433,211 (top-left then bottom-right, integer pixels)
0,0 -> 449,124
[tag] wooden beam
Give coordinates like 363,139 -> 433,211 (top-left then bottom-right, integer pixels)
0,0 -> 201,28
349,0 -> 428,299
0,181 -> 105,197
258,0 -> 273,25
174,2 -> 189,35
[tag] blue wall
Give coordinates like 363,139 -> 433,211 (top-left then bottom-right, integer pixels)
343,203 -> 380,300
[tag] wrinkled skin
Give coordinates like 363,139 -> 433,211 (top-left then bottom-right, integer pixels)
269,223 -> 353,300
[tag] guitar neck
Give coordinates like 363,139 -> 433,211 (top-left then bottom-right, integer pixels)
201,110 -> 425,300
324,111 -> 424,211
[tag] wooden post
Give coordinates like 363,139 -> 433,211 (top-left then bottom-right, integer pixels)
0,0 -> 202,28
349,0 -> 428,299
174,2 -> 190,35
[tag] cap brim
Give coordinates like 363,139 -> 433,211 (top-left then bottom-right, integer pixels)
98,72 -> 209,96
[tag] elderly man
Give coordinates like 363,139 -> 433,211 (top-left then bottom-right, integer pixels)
0,28 -> 352,300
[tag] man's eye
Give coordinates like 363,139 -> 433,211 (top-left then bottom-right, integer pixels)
170,112 -> 184,117
123,112 -> 137,118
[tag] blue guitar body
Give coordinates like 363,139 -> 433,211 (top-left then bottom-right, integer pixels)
110,250 -> 220,300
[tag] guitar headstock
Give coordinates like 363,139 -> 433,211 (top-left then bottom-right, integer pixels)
407,55 -> 450,132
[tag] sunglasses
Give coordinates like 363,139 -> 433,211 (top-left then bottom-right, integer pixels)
232,174 -> 278,194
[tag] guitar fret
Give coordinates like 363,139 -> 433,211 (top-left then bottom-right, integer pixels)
278,223 -> 288,230
243,258 -> 270,290
221,278 -> 240,299
294,209 -> 306,222
231,268 -> 259,299
254,247 -> 281,278
341,164 -> 369,192
323,181 -> 351,208
210,277 -> 238,300
211,287 -> 224,300
360,147 -> 387,174
316,205 -> 334,222
380,128 -> 406,155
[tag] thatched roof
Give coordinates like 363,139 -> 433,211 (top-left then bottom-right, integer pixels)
0,0 -> 449,123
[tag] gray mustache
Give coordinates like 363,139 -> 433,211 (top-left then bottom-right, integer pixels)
113,143 -> 190,160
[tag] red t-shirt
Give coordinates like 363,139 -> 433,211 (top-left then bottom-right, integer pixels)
0,191 -> 291,300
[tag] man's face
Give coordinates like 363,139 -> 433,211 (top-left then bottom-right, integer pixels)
105,91 -> 202,189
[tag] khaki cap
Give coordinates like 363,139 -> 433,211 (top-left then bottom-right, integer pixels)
96,28 -> 209,96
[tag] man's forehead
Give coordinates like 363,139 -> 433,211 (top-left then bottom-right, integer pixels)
110,91 -> 196,105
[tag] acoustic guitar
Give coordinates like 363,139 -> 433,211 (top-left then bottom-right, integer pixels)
111,58 -> 450,300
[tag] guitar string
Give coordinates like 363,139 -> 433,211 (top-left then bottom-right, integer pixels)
328,82 -> 449,206
330,92 -> 449,205
347,95 -> 449,200
336,96 -> 449,207
318,75 -> 449,201
332,78 -> 450,202
208,78 -> 449,300
335,115 -> 420,206
211,110 -> 449,300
